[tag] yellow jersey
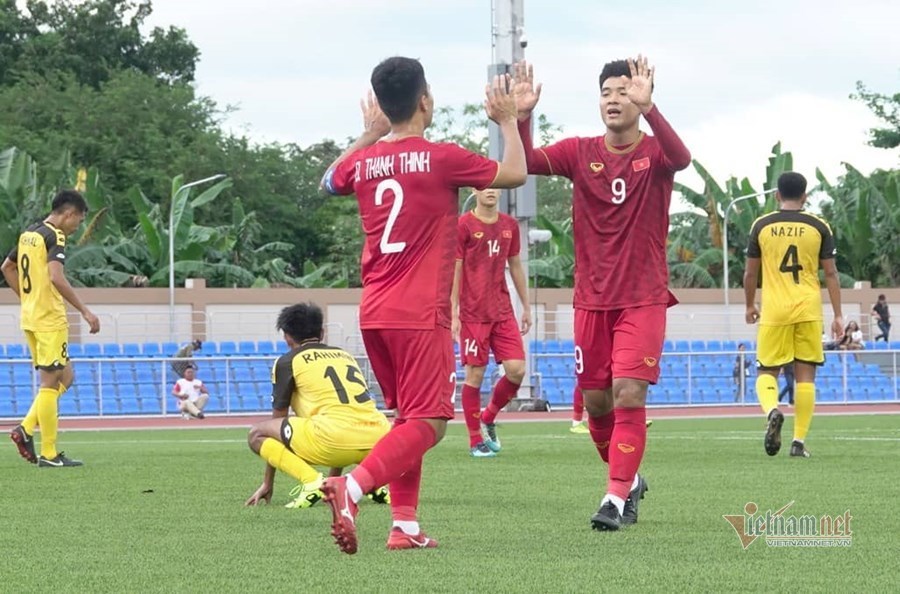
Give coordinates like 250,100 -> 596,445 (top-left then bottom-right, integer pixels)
746,210 -> 836,326
7,221 -> 68,331
271,342 -> 383,424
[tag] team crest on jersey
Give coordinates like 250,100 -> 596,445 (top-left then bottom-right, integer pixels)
644,357 -> 657,367
501,230 -> 513,238
473,231 -> 484,239
589,162 -> 605,173
632,157 -> 650,172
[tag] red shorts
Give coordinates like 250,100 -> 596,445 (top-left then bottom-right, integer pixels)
362,327 -> 456,420
459,317 -> 525,367
574,305 -> 666,390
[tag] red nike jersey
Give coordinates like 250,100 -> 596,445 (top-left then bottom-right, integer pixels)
456,211 -> 520,322
325,136 -> 499,329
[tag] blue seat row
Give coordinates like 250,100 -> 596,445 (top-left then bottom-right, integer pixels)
0,341 -> 288,359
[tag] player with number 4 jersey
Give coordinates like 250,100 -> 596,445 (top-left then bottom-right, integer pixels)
513,57 -> 690,531
744,172 -> 844,460
318,56 -> 526,554
452,188 -> 531,457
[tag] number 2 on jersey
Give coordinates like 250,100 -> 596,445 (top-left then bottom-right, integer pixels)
324,365 -> 372,404
779,244 -> 803,284
375,179 -> 406,254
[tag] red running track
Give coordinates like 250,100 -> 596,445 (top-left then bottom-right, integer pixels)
2,403 -> 898,432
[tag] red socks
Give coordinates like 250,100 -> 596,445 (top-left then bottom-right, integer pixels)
389,457 -> 422,521
350,419 -> 437,493
461,384 -> 483,447
481,376 -> 520,424
572,386 -> 584,422
607,407 -> 647,500
588,410 -> 615,463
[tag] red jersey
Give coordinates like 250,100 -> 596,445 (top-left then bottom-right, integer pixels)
324,136 -> 499,329
456,211 -> 521,322
519,106 -> 691,310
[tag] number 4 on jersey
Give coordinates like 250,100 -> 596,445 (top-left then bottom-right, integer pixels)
779,244 -> 803,284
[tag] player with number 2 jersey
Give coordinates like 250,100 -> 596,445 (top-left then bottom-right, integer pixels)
317,57 -> 526,554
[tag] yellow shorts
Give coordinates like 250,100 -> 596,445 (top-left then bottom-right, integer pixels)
24,329 -> 70,371
280,415 -> 390,468
756,321 -> 824,369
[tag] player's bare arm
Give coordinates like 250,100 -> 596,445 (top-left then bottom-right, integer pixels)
484,74 -> 527,188
320,90 -> 391,190
244,407 -> 289,506
743,257 -> 761,324
1,257 -> 19,296
821,258 -> 844,339
507,255 -> 532,335
450,260 -> 463,342
48,260 -> 100,333
512,60 -> 542,121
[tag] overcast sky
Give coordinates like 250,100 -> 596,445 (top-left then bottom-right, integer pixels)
146,0 -> 899,199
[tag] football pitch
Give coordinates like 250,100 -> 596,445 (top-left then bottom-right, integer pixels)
2,414 -> 897,593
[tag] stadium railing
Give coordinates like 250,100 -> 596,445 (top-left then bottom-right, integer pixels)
0,344 -> 897,419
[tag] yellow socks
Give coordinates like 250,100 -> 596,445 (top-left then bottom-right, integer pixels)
259,438 -> 320,484
35,387 -> 60,459
756,374 -> 779,416
793,383 -> 815,442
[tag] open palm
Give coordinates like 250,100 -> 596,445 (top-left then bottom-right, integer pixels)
626,55 -> 654,112
512,61 -> 542,119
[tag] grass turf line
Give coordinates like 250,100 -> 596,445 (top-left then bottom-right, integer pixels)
1,415 -> 896,592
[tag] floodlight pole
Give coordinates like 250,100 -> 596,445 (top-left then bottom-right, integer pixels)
490,0 -> 535,399
169,174 -> 227,343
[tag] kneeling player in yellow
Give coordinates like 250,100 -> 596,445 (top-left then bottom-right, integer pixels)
244,302 -> 391,508
3,190 -> 101,467
744,172 -> 844,459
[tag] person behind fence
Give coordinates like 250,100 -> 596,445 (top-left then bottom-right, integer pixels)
838,321 -> 864,351
244,302 -> 392,511
171,339 -> 203,377
778,362 -> 795,405
871,295 -> 891,342
732,343 -> 752,402
172,364 -> 209,419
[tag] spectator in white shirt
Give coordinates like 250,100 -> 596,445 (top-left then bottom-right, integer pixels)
172,365 -> 209,419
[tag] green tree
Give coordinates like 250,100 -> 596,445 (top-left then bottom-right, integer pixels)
852,81 -> 900,150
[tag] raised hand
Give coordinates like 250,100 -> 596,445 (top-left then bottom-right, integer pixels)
484,74 -> 518,125
512,61 -> 542,120
360,90 -> 391,139
626,54 -> 655,114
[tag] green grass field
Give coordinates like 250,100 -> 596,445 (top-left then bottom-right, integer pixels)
2,414 -> 897,593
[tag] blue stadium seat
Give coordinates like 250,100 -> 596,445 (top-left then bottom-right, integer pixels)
141,342 -> 160,357
67,343 -> 84,358
275,341 -> 288,353
238,341 -> 256,354
78,396 -> 99,415
706,340 -> 723,352
161,342 -> 178,355
84,343 -> 102,358
102,343 -> 122,357
120,398 -> 141,414
256,341 -> 276,356
6,343 -> 25,358
673,340 -> 690,352
123,343 -> 141,357
722,340 -> 739,351
219,341 -> 237,356
560,339 -> 575,353
0,368 -> 12,386
59,398 -> 79,416
101,396 -> 121,414
690,340 -> 706,352
0,399 -> 16,417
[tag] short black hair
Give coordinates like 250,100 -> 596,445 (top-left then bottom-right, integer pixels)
51,190 -> 88,214
878,294 -> 886,300
777,172 -> 807,200
277,302 -> 324,343
599,60 -> 630,89
192,339 -> 203,350
371,57 -> 427,123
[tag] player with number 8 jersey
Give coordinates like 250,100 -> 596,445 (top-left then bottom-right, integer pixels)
318,56 -> 526,554
513,57 -> 690,531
